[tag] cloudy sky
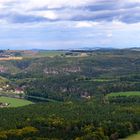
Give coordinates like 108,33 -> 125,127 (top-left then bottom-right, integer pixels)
0,0 -> 140,49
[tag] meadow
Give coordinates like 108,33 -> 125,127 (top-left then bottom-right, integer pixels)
0,96 -> 33,107
122,131 -> 140,140
107,91 -> 140,97
37,50 -> 65,57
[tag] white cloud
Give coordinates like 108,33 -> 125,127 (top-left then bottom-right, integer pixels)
0,0 -> 15,3
0,0 -> 95,23
107,33 -> 113,38
127,0 -> 140,3
0,0 -> 140,49
23,0 -> 94,9
75,21 -> 99,28
0,0 -> 140,24
0,0 -> 94,11
35,11 -> 58,20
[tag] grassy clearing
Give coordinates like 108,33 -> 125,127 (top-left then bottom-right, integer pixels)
89,78 -> 112,82
0,96 -> 33,107
121,132 -> 140,140
107,91 -> 140,97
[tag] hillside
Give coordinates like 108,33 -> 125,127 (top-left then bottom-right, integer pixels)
0,49 -> 140,139
0,49 -> 140,100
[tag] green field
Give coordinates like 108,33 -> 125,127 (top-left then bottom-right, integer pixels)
121,132 -> 140,140
107,91 -> 140,97
0,97 -> 33,107
37,51 -> 65,57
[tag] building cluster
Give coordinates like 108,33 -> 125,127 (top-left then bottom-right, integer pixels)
0,50 -> 13,58
0,85 -> 24,94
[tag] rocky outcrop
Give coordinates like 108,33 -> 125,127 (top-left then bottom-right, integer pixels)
0,66 -> 7,73
44,66 -> 81,75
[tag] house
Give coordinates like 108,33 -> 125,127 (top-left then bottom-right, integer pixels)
81,92 -> 91,99
14,87 -> 24,94
81,95 -> 91,99
0,102 -> 9,108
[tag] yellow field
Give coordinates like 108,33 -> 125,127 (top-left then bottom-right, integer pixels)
0,57 -> 23,61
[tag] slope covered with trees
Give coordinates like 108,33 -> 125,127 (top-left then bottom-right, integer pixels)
0,49 -> 140,139
0,100 -> 140,140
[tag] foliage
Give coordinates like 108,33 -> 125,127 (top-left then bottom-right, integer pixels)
0,49 -> 140,139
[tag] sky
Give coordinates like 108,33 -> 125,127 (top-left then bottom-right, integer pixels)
0,0 -> 140,50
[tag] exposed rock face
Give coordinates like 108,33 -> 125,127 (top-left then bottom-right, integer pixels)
44,68 -> 59,75
0,66 -> 7,73
44,66 -> 81,75
62,67 -> 81,73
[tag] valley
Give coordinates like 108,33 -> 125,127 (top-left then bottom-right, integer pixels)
0,49 -> 140,140
0,0 -> 140,139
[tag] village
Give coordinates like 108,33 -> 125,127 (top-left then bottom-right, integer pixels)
0,84 -> 24,94
0,84 -> 25,108
0,50 -> 22,61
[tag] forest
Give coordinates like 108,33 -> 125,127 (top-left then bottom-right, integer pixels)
0,49 -> 140,140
